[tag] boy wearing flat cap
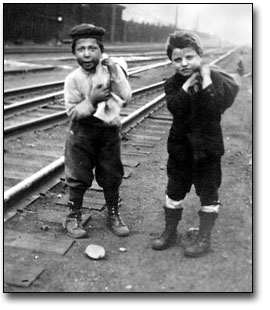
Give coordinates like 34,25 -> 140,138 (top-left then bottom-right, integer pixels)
63,23 -> 132,238
152,31 -> 239,257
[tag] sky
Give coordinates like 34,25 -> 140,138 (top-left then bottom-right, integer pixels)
120,3 -> 252,45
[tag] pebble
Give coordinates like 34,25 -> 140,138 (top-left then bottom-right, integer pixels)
125,285 -> 132,290
85,244 -> 106,260
119,247 -> 127,252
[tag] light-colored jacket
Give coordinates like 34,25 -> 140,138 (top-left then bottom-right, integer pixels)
64,57 -> 132,126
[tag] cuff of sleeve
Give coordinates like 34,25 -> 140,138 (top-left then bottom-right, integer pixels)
201,84 -> 215,98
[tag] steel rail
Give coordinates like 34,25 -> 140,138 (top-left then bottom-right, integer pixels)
132,81 -> 164,96
210,46 -> 242,66
4,93 -> 166,210
4,81 -> 165,138
4,80 -> 65,98
4,45 -> 243,211
4,110 -> 67,138
4,157 -> 65,210
4,90 -> 64,117
4,46 -> 242,133
128,60 -> 170,75
4,44 -> 165,54
15,51 -> 166,63
4,61 -> 169,116
4,45 -> 239,106
4,60 -> 169,102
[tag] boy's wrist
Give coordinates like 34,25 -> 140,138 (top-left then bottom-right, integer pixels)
86,95 -> 98,109
182,84 -> 189,93
202,76 -> 212,89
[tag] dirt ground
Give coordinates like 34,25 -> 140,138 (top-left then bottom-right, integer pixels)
4,48 -> 252,293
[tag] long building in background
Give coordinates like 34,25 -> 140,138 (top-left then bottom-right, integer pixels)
3,3 -> 220,45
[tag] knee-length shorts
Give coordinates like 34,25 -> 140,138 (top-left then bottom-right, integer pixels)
65,122 -> 124,192
166,138 -> 222,206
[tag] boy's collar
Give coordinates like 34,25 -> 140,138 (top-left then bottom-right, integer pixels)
175,73 -> 189,82
79,66 -> 95,75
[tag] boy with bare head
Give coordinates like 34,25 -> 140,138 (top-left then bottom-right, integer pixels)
152,31 -> 239,257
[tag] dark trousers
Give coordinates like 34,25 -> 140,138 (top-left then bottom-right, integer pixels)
65,121 -> 124,208
167,150 -> 222,206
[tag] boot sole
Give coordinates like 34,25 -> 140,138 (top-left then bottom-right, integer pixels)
152,245 -> 171,251
63,223 -> 88,239
184,248 -> 211,258
109,228 -> 130,237
106,221 -> 130,237
66,231 -> 88,239
107,226 -> 130,237
152,235 -> 177,250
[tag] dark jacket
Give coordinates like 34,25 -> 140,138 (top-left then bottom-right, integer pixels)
165,69 -> 239,160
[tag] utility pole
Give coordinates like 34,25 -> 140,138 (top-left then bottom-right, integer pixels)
122,20 -> 127,42
175,5 -> 178,30
110,4 -> 116,42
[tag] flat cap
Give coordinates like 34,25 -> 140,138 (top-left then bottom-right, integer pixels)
70,23 -> 106,41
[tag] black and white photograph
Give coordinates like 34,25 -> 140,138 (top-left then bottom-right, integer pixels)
3,1 -> 255,297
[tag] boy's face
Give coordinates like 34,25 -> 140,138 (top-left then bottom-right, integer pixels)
74,38 -> 102,72
171,47 -> 201,77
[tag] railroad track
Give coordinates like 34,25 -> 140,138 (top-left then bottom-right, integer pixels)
4,46 -> 244,218
3,61 -> 169,105
3,46 -> 230,105
4,94 -> 174,289
4,60 -> 169,104
3,84 -> 166,217
4,80 -> 165,138
3,46 -> 241,138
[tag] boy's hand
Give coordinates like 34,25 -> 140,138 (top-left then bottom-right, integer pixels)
200,64 -> 211,78
102,57 -> 118,75
200,65 -> 212,89
90,84 -> 111,107
182,72 -> 201,93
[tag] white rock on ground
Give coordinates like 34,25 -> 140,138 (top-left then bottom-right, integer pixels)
85,244 -> 106,260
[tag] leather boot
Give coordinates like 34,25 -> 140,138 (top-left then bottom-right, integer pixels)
107,202 -> 130,237
152,207 -> 183,250
184,211 -> 218,257
63,201 -> 88,239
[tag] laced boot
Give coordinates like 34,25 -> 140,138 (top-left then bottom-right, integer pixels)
107,202 -> 130,237
184,211 -> 218,258
63,201 -> 88,239
152,207 -> 183,250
